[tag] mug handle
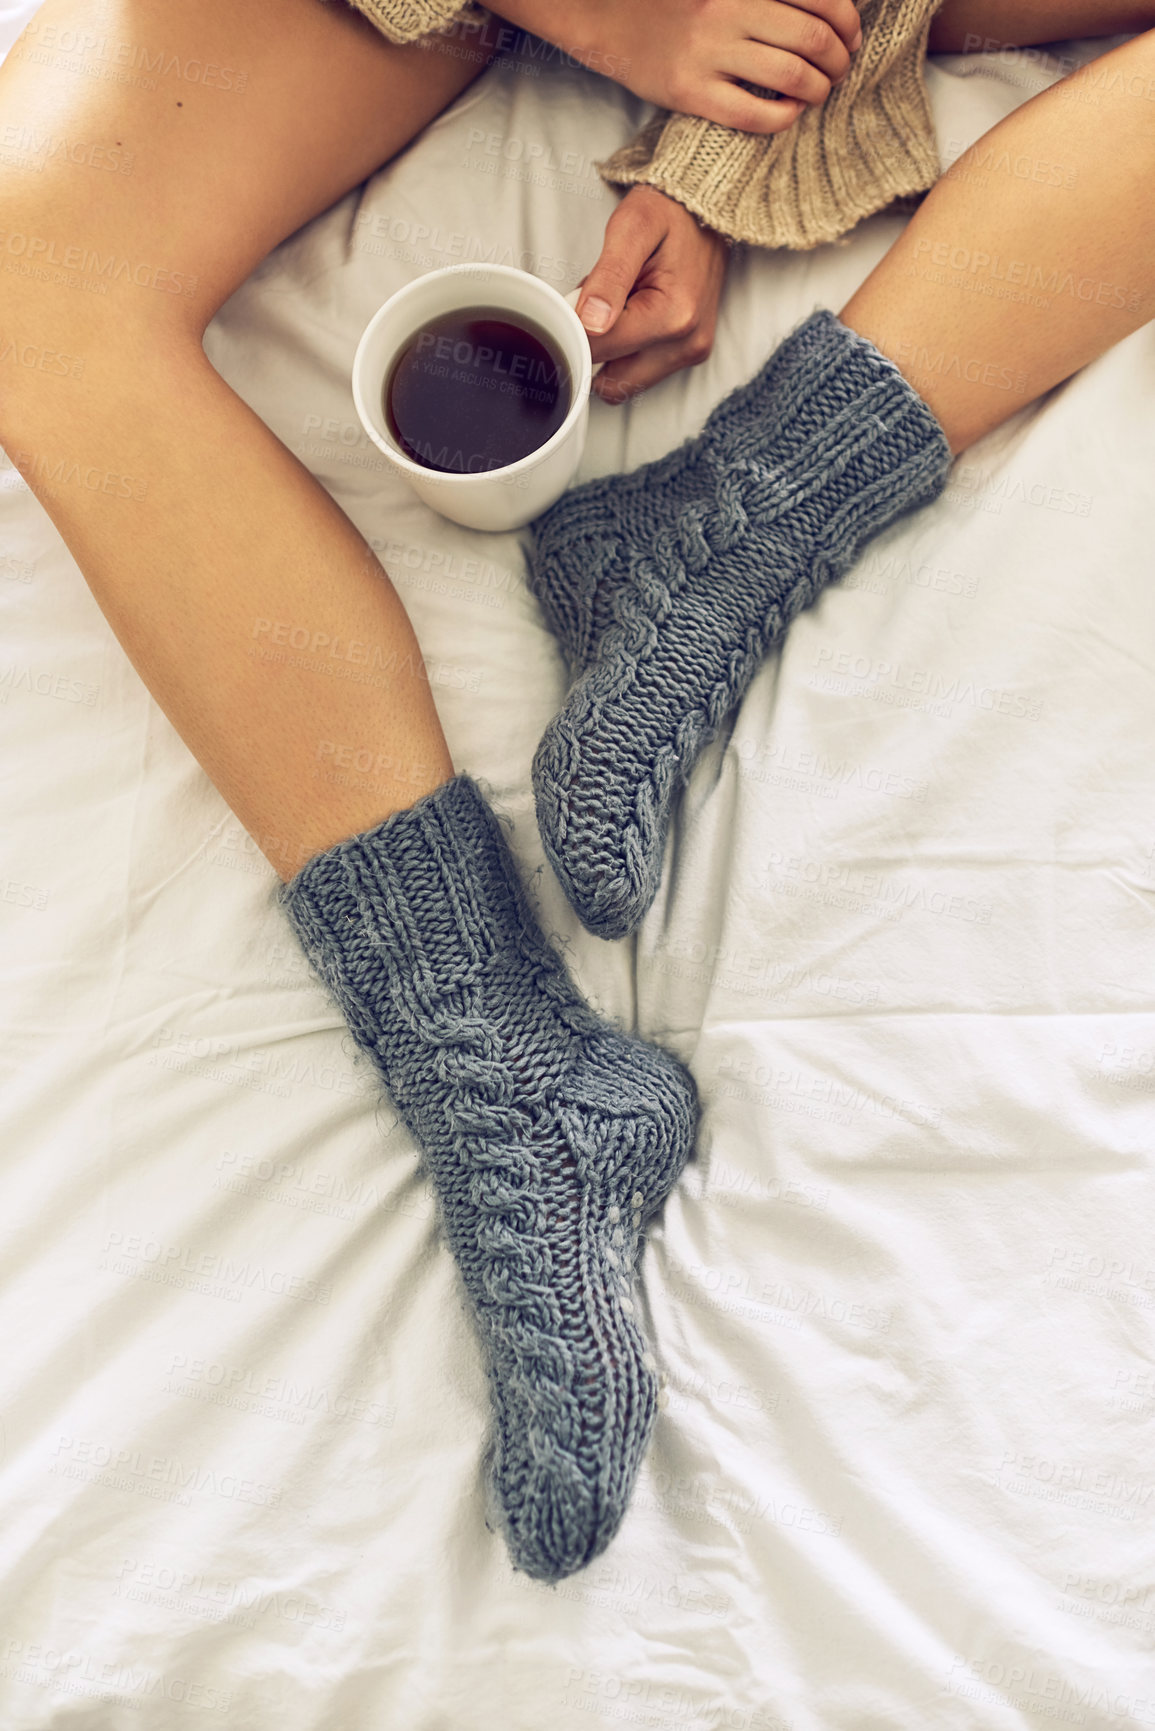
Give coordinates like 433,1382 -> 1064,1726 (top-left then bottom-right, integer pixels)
564,288 -> 605,382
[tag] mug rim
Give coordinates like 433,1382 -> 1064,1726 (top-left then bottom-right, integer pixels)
352,263 -> 592,488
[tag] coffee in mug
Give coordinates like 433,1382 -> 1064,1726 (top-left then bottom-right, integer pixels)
352,263 -> 594,531
384,307 -> 572,475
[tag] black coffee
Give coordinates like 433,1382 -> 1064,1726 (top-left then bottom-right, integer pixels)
385,306 -> 571,475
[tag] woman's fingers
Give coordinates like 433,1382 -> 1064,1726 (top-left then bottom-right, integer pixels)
577,186 -> 727,400
587,283 -> 701,365
483,0 -> 863,135
728,42 -> 835,104
588,270 -> 722,397
743,1 -> 853,83
575,194 -> 666,337
694,82 -> 807,135
595,327 -> 716,403
701,0 -> 866,140
749,0 -> 861,54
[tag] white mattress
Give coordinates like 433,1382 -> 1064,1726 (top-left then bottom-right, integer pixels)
2,10 -> 1154,1726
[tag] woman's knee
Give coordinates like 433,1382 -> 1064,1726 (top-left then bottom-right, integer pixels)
0,190 -> 203,448
0,141 -> 211,333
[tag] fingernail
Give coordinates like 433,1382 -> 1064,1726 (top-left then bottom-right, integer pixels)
852,26 -> 863,49
580,296 -> 614,334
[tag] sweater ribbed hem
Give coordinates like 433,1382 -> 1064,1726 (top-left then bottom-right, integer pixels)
598,0 -> 946,250
341,0 -> 487,46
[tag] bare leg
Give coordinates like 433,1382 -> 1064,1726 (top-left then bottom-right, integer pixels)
0,0 -> 497,879
0,2 -> 703,1586
843,28 -> 1155,451
929,0 -> 1155,52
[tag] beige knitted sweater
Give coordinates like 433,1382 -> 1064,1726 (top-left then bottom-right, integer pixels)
346,0 -> 944,250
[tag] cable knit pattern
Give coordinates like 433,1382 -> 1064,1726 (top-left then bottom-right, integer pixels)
279,775 -> 698,1581
530,312 -> 953,940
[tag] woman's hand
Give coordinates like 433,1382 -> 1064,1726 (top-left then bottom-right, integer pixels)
575,186 -> 730,403
489,0 -> 863,134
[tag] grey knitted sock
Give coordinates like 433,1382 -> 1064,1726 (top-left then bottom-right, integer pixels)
529,311 -> 954,939
279,775 -> 697,1582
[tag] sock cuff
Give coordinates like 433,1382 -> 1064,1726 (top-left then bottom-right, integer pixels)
720,309 -> 952,475
279,775 -> 539,1007
701,312 -> 952,571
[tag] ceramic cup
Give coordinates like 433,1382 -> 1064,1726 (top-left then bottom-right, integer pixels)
351,263 -> 593,533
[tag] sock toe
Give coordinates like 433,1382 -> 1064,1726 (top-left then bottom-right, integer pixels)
491,1040 -> 694,1580
494,1316 -> 659,1580
533,712 -> 660,942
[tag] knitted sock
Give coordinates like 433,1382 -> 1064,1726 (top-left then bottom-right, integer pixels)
279,775 -> 697,1582
529,311 -> 953,939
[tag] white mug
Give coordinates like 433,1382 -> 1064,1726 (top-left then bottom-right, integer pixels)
351,263 -> 593,533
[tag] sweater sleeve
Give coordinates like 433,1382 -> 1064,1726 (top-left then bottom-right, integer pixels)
598,0 -> 945,251
341,0 -> 488,45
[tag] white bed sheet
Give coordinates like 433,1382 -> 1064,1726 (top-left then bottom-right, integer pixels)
2,9 -> 1154,1727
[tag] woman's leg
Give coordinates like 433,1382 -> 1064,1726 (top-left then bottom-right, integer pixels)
0,0 -> 494,880
843,28 -> 1155,449
527,28 -> 1155,939
0,0 -> 698,1581
929,0 -> 1155,53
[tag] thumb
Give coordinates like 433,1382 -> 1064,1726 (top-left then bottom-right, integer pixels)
576,193 -> 667,336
